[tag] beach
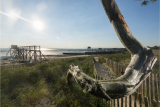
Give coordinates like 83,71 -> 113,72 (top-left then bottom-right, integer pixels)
0,54 -> 92,66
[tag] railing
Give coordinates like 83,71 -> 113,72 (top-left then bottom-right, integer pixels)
93,58 -> 159,107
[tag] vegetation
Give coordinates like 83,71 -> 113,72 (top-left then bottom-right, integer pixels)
98,56 -> 106,63
99,49 -> 159,74
99,51 -> 131,66
1,56 -> 109,107
149,45 -> 160,50
135,0 -> 157,6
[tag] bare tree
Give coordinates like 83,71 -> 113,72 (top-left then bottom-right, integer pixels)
67,0 -> 157,101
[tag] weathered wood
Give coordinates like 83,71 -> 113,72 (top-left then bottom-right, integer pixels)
125,96 -> 127,107
134,102 -> 137,107
143,80 -> 146,97
96,75 -> 98,80
101,77 -> 103,80
155,74 -> 159,107
151,74 -> 155,104
67,0 -> 157,101
141,82 -> 143,99
153,99 -> 158,107
138,85 -> 140,94
114,99 -> 115,107
134,92 -> 137,107
109,100 -> 112,107
110,100 -> 112,107
139,93 -> 142,107
144,97 -> 149,107
129,95 -> 132,107
147,75 -> 151,105
117,98 -> 119,107
121,98 -> 123,107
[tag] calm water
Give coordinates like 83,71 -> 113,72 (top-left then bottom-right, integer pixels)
0,48 -> 98,57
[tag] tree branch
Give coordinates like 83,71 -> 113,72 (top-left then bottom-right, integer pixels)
67,0 -> 157,101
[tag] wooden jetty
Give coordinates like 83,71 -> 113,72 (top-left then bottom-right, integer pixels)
6,45 -> 46,63
63,48 -> 127,55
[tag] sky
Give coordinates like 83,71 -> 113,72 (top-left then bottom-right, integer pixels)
0,0 -> 159,49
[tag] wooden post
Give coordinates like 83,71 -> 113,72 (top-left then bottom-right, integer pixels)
117,98 -> 119,107
110,100 -> 112,107
141,82 -> 143,99
114,99 -> 115,107
147,74 -> 151,105
153,99 -> 158,107
143,79 -> 146,97
155,74 -> 159,107
139,93 -> 142,107
139,85 -> 141,94
144,97 -> 149,107
98,75 -> 101,80
129,95 -> 132,107
25,50 -> 27,61
109,101 -> 111,107
151,74 -> 155,104
121,97 -> 123,107
134,92 -> 137,107
125,96 -> 127,107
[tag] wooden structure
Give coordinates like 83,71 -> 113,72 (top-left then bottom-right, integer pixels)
94,72 -> 160,107
63,48 -> 127,55
6,45 -> 46,63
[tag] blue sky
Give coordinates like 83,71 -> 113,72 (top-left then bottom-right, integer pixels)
0,0 -> 159,49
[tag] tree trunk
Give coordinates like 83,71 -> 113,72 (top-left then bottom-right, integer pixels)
67,0 -> 157,101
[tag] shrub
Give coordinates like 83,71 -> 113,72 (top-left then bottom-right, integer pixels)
28,70 -> 41,84
98,56 -> 106,63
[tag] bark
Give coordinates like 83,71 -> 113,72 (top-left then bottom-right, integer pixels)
67,0 -> 157,101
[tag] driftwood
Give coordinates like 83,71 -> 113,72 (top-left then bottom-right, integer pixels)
67,0 -> 157,101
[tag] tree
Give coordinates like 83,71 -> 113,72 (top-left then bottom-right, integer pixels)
67,0 -> 157,101
135,0 -> 157,6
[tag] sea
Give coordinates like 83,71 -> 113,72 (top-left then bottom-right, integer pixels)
0,48 -> 98,58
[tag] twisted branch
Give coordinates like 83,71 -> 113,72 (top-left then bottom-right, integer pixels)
67,0 -> 157,101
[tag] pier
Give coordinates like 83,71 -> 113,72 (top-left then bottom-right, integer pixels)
6,45 -> 46,63
63,48 -> 127,55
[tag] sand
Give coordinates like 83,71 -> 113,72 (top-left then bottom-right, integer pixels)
0,55 -> 92,66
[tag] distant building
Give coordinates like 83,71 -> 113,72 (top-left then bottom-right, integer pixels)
87,46 -> 91,49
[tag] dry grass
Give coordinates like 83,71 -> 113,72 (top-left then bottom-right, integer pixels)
99,49 -> 159,74
1,56 -> 109,107
152,49 -> 159,74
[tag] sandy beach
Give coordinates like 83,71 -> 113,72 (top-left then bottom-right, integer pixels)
0,55 -> 92,66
